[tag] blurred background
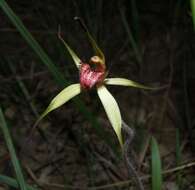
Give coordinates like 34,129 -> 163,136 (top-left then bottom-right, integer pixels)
0,0 -> 195,189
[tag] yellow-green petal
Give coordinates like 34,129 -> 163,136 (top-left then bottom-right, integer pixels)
37,83 -> 81,124
104,78 -> 154,90
97,85 -> 123,147
58,33 -> 81,69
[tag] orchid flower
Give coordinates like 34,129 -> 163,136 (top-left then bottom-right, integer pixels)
37,26 -> 153,147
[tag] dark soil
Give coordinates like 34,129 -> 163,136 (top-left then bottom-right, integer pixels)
0,1 -> 195,189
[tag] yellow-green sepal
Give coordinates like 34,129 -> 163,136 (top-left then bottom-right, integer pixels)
58,34 -> 81,69
75,17 -> 105,66
104,78 -> 154,90
97,85 -> 123,147
86,30 -> 105,66
36,83 -> 81,124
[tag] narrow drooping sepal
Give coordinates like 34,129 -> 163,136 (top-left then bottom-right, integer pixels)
104,78 -> 154,90
36,83 -> 81,124
97,85 -> 123,147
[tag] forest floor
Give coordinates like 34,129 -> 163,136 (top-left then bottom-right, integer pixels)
0,1 -> 195,190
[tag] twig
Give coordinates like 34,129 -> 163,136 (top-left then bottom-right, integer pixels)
122,120 -> 144,190
89,160 -> 195,189
34,160 -> 195,190
23,162 -> 43,188
93,151 -> 125,180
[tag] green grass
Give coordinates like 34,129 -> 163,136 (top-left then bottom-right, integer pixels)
191,0 -> 195,30
0,175 -> 38,190
128,0 -> 140,43
151,136 -> 162,190
119,5 -> 142,64
0,107 -> 27,190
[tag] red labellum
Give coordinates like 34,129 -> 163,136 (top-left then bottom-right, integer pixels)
80,63 -> 105,89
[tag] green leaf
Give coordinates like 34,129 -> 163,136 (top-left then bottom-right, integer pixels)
58,32 -> 81,69
0,175 -> 38,190
151,136 -> 162,190
37,83 -> 81,124
105,78 -> 154,90
191,0 -> 195,30
97,85 -> 123,147
74,17 -> 105,66
0,107 -> 27,190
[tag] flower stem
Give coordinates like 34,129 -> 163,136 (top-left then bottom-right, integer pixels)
122,120 -> 144,190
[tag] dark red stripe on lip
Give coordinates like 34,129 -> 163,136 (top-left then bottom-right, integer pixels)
79,63 -> 105,89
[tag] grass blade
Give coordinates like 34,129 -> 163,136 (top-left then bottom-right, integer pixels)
0,175 -> 38,190
0,0 -> 117,152
151,136 -> 162,190
119,6 -> 142,64
0,107 -> 27,190
129,0 -> 139,42
191,0 -> 195,30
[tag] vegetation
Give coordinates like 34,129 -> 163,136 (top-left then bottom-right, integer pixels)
0,1 -> 195,189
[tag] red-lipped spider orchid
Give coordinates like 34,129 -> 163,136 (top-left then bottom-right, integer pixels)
36,20 -> 153,147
